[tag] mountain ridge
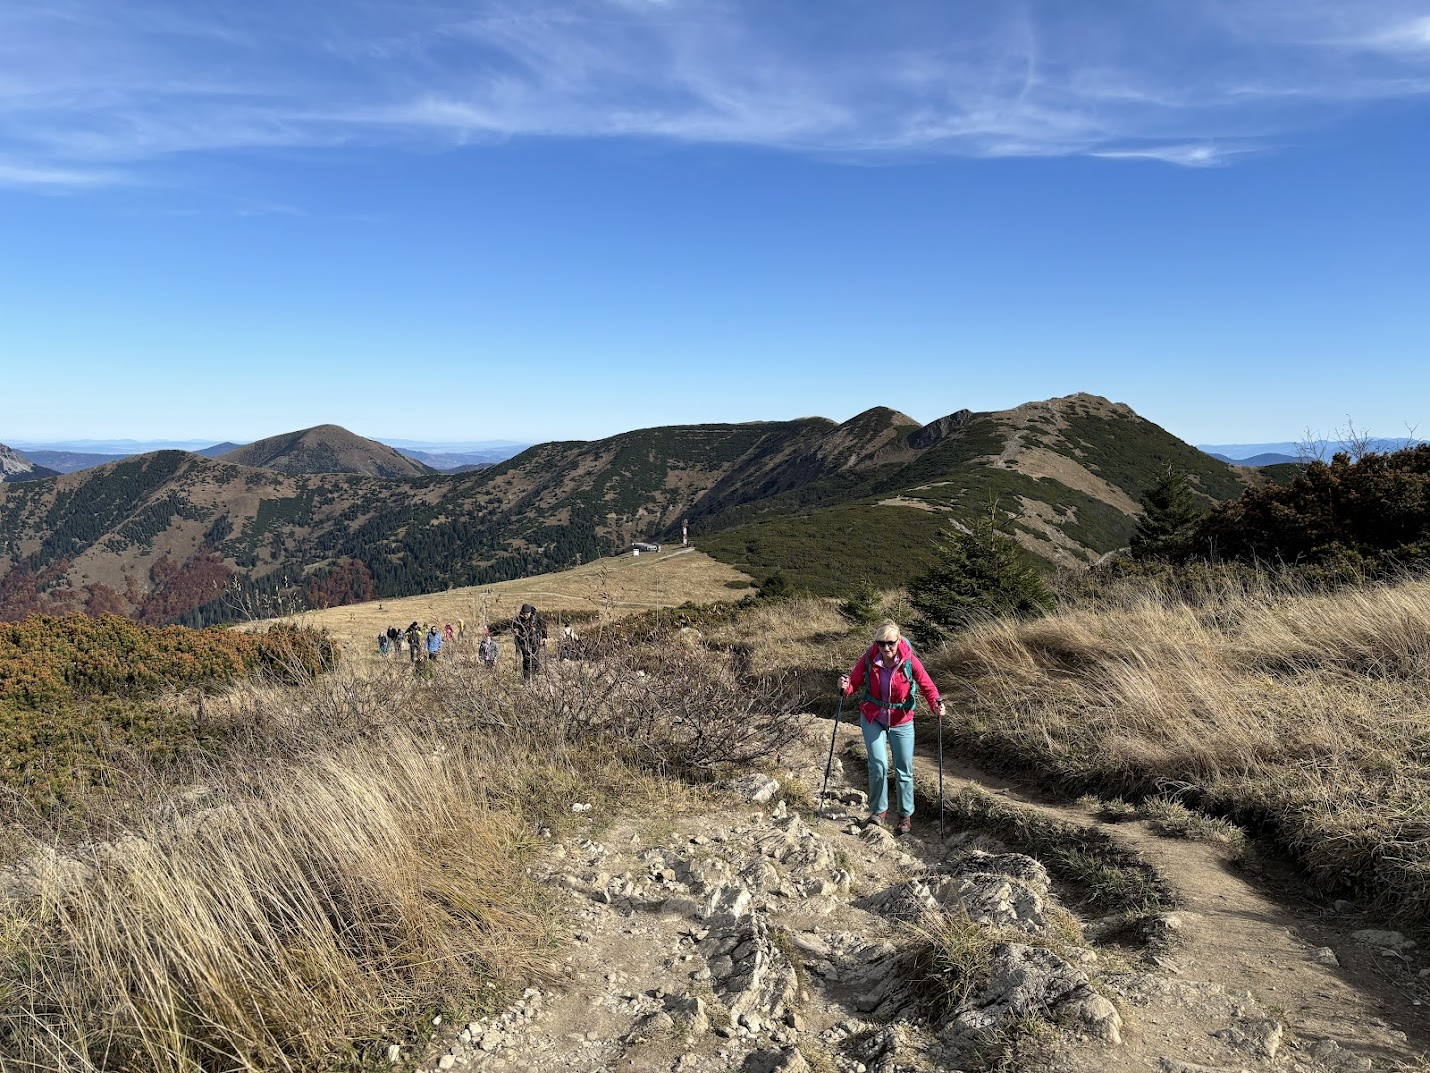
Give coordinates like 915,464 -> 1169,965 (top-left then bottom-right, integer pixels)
0,395 -> 1250,624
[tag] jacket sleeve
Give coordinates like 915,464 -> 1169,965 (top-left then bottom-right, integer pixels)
845,654 -> 867,697
909,655 -> 941,708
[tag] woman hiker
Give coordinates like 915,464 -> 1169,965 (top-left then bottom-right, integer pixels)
837,620 -> 945,835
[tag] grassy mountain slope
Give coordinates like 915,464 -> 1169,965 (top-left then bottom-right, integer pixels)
218,425 -> 432,478
0,395 -> 1249,620
696,394 -> 1253,592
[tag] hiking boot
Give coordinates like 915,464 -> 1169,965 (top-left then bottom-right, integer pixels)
867,811 -> 887,827
895,815 -> 912,835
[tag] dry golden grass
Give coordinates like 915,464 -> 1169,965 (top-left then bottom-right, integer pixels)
700,591 -> 916,673
249,548 -> 751,659
0,635 -> 796,1071
2,735 -> 557,1071
930,573 -> 1430,917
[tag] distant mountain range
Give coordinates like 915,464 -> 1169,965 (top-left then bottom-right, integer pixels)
1206,452 -> 1299,467
0,394 -> 1254,625
1196,437 -> 1424,462
395,448 -> 511,470
9,438 -> 527,474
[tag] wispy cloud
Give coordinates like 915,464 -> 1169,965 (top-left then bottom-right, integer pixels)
2,0 -> 1429,188
0,159 -> 124,187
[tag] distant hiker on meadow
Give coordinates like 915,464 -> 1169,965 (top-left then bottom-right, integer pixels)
444,623 -> 455,645
387,625 -> 401,654
478,626 -> 499,669
838,620 -> 945,836
377,633 -> 389,657
405,622 -> 421,663
426,626 -> 442,661
514,604 -> 547,680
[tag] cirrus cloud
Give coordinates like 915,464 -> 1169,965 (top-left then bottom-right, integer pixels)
1,0 -> 1429,188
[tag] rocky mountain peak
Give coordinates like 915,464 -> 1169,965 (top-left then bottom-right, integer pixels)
0,443 -> 59,483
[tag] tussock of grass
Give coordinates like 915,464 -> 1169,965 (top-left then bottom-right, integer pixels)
3,737 -> 554,1071
1140,796 -> 1247,848
932,572 -> 1430,918
905,912 -> 1073,1068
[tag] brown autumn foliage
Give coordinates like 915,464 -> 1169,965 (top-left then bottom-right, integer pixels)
304,558 -> 377,610
138,550 -> 235,625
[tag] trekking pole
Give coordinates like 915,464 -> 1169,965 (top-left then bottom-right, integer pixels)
819,692 -> 844,818
937,709 -> 945,841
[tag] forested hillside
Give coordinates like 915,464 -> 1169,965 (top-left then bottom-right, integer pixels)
0,394 -> 1250,621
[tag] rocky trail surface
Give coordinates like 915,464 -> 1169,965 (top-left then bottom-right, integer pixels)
414,720 -> 1430,1073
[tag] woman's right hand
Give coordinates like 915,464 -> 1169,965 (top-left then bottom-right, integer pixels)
838,674 -> 850,693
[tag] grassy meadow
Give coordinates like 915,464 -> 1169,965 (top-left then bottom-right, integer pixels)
251,546 -> 753,658
4,553 -> 1430,1069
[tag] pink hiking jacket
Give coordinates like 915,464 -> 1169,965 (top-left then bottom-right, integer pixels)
841,638 -> 941,728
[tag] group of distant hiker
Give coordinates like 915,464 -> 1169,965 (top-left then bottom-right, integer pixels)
376,621 -> 461,663
372,603 -> 552,680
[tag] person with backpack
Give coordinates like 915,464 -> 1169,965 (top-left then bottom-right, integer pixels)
426,626 -> 443,661
837,620 -> 945,835
405,622 -> 422,663
513,603 -> 547,680
478,627 -> 498,669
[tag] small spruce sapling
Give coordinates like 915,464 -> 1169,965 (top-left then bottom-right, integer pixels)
907,501 -> 1053,643
760,570 -> 792,599
838,576 -> 881,625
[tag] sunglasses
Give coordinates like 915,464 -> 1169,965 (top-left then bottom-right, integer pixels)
876,640 -> 899,648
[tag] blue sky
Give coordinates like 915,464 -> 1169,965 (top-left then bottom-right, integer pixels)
2,1 -> 1428,446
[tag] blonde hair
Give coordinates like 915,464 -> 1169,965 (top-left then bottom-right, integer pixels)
874,620 -> 901,643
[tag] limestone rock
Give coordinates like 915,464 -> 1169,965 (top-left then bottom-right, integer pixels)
1350,928 -> 1414,950
1213,1017 -> 1283,1059
745,1047 -> 811,1073
944,943 -> 1089,1042
864,877 -> 941,921
1063,992 -> 1123,1045
626,1010 -> 675,1043
702,882 -> 753,924
1312,946 -> 1340,966
666,994 -> 710,1036
728,774 -> 782,804
700,909 -> 799,1018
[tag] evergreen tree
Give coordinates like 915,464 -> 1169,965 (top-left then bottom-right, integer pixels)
838,576 -> 881,625
908,505 -> 1053,643
1131,466 -> 1204,561
760,570 -> 792,598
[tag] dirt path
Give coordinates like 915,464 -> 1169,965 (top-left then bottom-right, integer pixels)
417,717 -> 1430,1073
890,722 -> 1429,1070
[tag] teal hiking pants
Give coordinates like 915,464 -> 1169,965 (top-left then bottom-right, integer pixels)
861,717 -> 914,818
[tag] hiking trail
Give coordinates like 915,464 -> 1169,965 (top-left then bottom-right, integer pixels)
412,717 -> 1428,1073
